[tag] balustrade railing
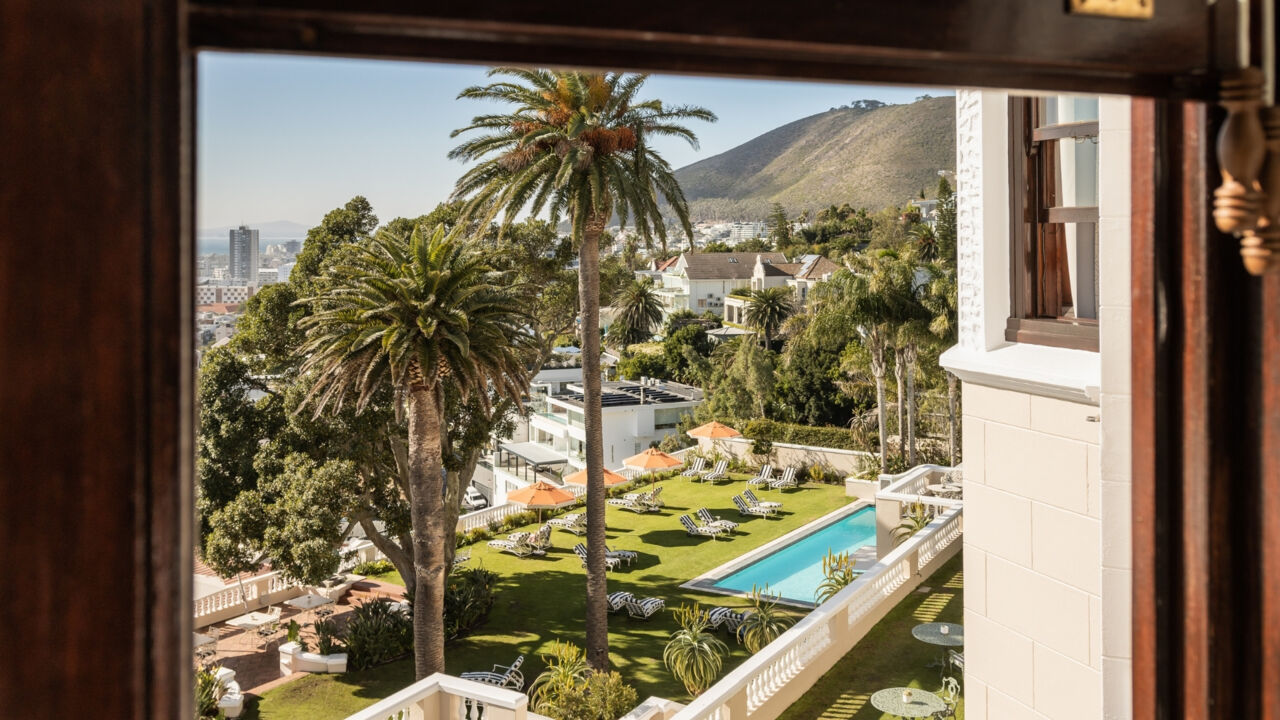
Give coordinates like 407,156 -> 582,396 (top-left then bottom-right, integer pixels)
345,673 -> 530,720
670,506 -> 963,720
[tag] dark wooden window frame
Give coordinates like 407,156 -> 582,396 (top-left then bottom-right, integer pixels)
1007,95 -> 1101,352
4,2 -> 1276,720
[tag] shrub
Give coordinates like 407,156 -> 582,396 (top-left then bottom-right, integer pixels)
314,619 -> 345,656
285,619 -> 309,652
444,566 -> 500,641
741,418 -> 861,451
663,604 -> 729,697
353,559 -> 395,576
804,463 -> 839,485
532,642 -> 638,720
893,502 -> 932,545
345,598 -> 412,670
194,665 -> 224,719
738,586 -> 794,653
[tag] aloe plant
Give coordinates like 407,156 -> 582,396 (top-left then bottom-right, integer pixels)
892,502 -> 932,545
663,604 -> 729,696
815,551 -> 859,604
738,585 -> 794,653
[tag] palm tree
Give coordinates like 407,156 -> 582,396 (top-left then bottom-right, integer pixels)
910,225 -> 940,262
608,279 -> 663,348
744,286 -> 795,348
297,224 -> 532,680
449,68 -> 714,670
810,261 -> 896,473
921,264 -> 960,464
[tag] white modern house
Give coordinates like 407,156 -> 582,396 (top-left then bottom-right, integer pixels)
527,378 -> 702,467
940,90 -> 1132,720
654,251 -> 787,319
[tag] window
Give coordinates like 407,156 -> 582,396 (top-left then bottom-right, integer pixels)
1008,95 -> 1100,352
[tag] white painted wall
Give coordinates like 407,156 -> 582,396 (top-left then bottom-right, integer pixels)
941,90 -> 1131,720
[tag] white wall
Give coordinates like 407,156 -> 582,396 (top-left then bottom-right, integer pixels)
942,90 -> 1131,720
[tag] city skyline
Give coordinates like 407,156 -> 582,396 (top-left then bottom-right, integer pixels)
198,52 -> 948,232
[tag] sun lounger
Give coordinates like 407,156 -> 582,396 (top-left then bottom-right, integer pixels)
487,532 -> 542,557
707,606 -> 750,634
700,460 -> 729,483
733,494 -> 776,518
679,513 -> 725,539
574,543 -> 621,570
460,654 -> 525,689
746,464 -> 774,486
743,489 -> 782,510
696,507 -> 739,534
624,596 -> 665,620
607,496 -> 655,513
645,486 -> 665,508
680,457 -> 707,477
527,524 -> 553,552
548,513 -> 588,535
605,544 -> 639,565
768,466 -> 798,490
452,550 -> 471,567
607,591 -> 635,613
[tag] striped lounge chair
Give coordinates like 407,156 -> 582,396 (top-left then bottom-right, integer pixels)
624,596 -> 665,620
696,507 -> 739,534
744,489 -> 782,510
679,513 -> 724,539
747,464 -> 774,486
733,494 -> 776,518
700,460 -> 729,484
574,543 -> 621,571
768,466 -> 798,491
680,457 -> 707,477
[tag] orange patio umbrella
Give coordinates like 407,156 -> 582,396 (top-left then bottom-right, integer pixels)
506,480 -> 578,521
624,447 -> 685,486
687,421 -> 742,439
562,467 -> 630,488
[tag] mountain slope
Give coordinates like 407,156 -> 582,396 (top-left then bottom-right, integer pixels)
674,96 -> 955,220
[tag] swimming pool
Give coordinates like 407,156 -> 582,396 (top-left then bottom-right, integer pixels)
687,504 -> 877,606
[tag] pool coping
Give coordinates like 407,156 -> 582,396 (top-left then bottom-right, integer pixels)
680,499 -> 874,609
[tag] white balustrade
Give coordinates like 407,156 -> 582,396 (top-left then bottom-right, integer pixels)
670,505 -> 963,720
345,673 -> 529,720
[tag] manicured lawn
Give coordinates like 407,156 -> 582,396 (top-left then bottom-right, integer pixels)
777,553 -> 965,720
249,475 -> 856,718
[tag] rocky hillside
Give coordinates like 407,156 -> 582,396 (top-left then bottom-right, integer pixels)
673,96 -> 955,220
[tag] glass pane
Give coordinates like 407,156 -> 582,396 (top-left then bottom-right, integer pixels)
1049,137 -> 1099,208
1037,95 -> 1099,126
1063,222 -> 1098,320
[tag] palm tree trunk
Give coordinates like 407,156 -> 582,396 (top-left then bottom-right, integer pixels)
946,372 -> 959,466
406,376 -> 447,680
870,338 -> 888,474
903,343 -> 918,467
893,348 -> 906,462
579,213 -> 610,671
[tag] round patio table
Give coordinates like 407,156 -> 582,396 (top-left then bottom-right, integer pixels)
870,687 -> 946,718
912,622 -> 964,647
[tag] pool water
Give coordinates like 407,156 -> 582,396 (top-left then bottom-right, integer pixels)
711,506 -> 876,604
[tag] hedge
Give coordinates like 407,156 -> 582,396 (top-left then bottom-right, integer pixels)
740,418 -> 861,452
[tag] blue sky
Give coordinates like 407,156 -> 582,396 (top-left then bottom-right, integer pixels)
198,52 -> 949,231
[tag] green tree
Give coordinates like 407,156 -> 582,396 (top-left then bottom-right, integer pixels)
705,339 -> 775,420
608,279 -> 663,347
910,225 -> 939,262
289,196 -> 378,288
449,70 -> 714,670
744,286 -> 795,349
663,324 -> 713,383
767,202 -> 791,245
297,225 -> 533,680
922,263 -> 960,464
935,176 -> 957,267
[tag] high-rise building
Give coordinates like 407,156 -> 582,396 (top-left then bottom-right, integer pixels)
228,225 -> 259,284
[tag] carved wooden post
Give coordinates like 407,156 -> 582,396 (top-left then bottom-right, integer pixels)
1213,68 -> 1266,236
1240,107 -> 1280,274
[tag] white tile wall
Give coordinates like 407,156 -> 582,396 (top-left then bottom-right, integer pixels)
957,92 -> 1132,720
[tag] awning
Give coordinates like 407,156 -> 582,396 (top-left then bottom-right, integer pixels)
498,441 -> 569,468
